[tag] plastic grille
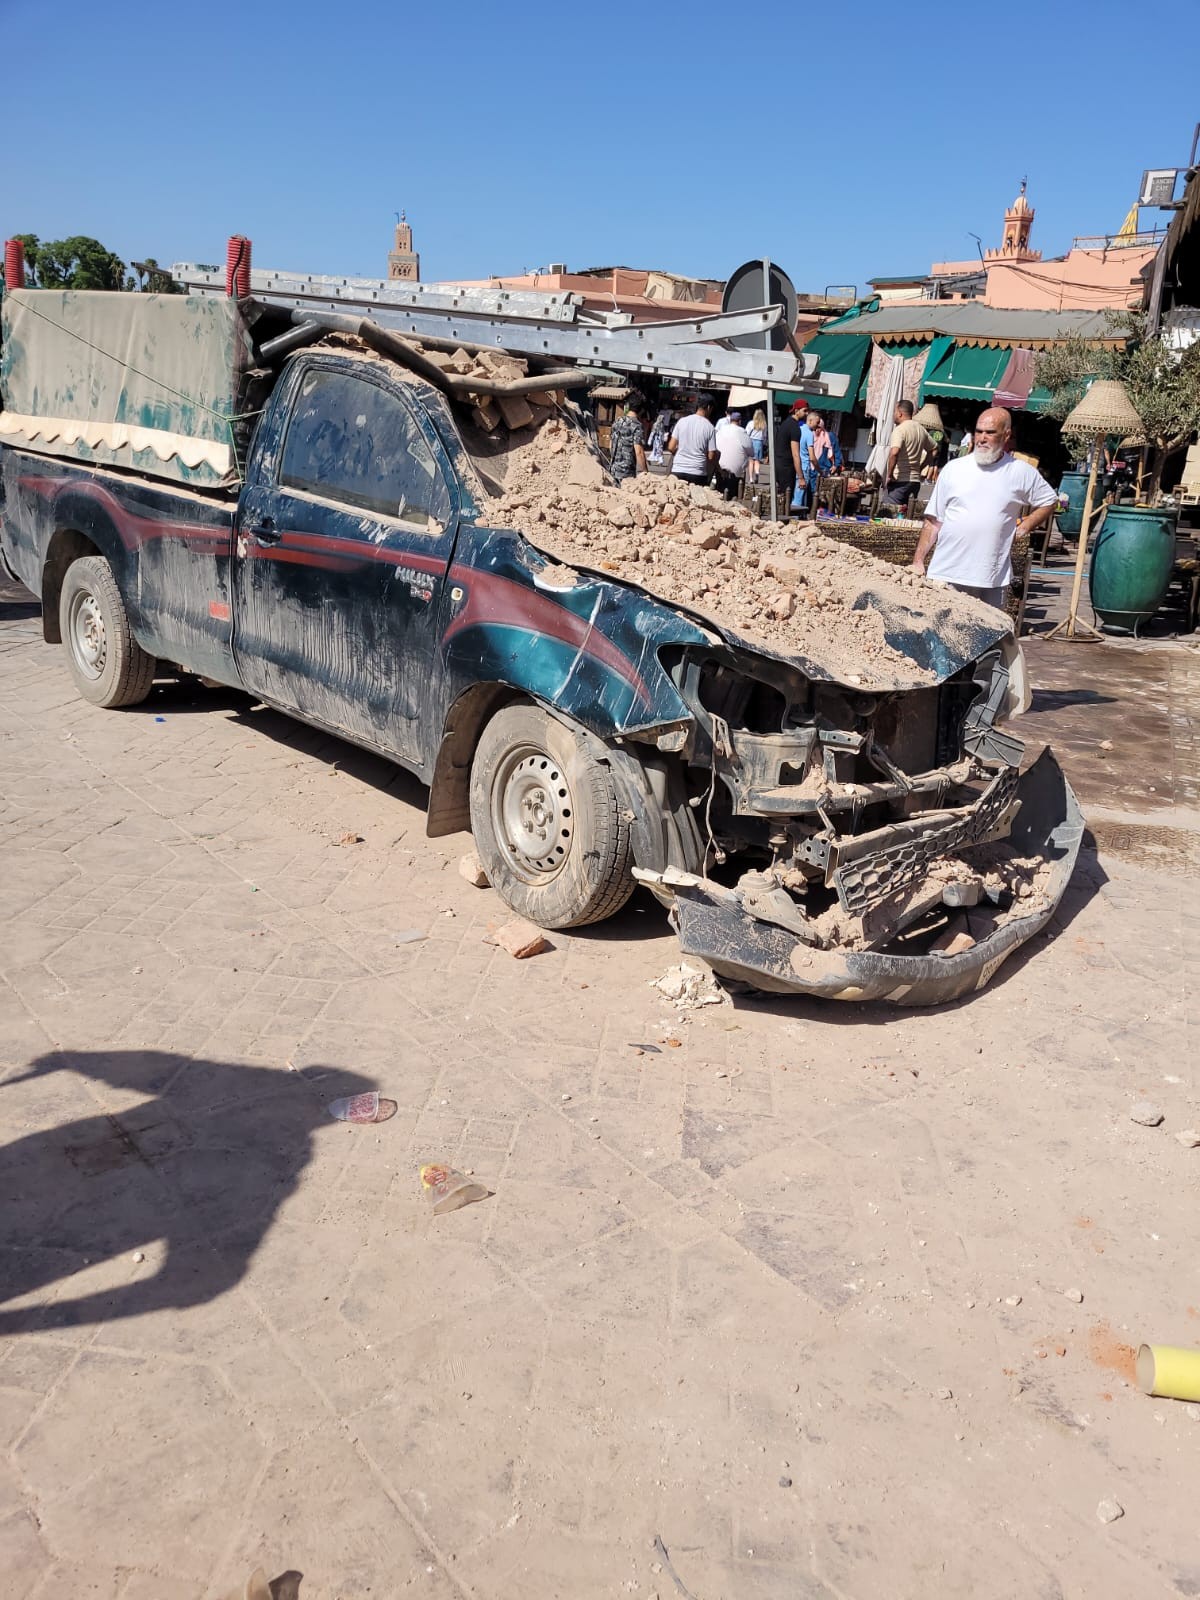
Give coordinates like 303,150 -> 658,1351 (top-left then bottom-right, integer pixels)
832,767 -> 1020,916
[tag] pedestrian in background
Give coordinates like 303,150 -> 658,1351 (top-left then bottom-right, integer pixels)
885,399 -> 934,510
714,412 -> 753,501
608,397 -> 647,485
648,405 -> 673,466
806,412 -> 842,480
775,398 -> 808,518
667,396 -> 718,487
912,407 -> 1056,609
791,407 -> 816,514
747,408 -> 768,482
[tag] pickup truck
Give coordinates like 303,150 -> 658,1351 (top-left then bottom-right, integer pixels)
0,289 -> 1082,1004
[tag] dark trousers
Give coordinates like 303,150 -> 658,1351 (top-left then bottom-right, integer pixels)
715,468 -> 743,501
672,469 -> 709,486
886,478 -> 921,508
775,468 -> 796,518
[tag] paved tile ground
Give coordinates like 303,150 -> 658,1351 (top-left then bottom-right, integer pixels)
2,575 -> 1199,1600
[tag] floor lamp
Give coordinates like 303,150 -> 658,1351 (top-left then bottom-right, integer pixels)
1047,379 -> 1144,642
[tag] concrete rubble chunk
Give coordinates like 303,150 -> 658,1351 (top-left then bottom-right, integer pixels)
567,454 -> 606,489
1130,1101 -> 1164,1127
651,961 -> 726,1009
1174,1129 -> 1200,1148
459,853 -> 490,888
1096,1498 -> 1124,1524
497,394 -> 536,432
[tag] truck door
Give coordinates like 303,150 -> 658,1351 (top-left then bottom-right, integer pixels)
231,359 -> 458,765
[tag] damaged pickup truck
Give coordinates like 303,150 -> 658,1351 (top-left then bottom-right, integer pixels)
0,288 -> 1082,1004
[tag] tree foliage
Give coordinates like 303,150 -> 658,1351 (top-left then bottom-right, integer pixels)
1033,334 -> 1118,423
129,258 -> 182,294
1035,312 -> 1200,494
3,236 -> 180,294
13,234 -> 130,290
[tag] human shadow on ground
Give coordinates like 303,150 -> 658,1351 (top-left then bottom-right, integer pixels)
0,1049 -> 376,1336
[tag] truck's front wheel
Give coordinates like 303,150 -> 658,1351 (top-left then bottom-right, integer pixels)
59,555 -> 156,708
469,704 -> 635,929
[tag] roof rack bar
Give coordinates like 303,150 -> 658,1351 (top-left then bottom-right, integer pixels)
172,263 -> 813,389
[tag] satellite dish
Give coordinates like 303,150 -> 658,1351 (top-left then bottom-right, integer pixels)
721,259 -> 797,351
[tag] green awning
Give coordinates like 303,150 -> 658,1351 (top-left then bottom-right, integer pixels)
780,331 -> 872,412
916,336 -> 954,403
1024,385 -> 1054,414
920,343 -> 1010,401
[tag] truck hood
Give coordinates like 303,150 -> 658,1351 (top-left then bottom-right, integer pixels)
523,534 -> 1015,692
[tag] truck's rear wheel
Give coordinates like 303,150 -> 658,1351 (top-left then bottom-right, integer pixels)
469,704 -> 635,929
59,555 -> 156,708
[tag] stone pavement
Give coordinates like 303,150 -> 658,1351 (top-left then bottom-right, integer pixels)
1,581 -> 1199,1600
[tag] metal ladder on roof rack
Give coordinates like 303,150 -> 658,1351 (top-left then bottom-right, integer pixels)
170,263 -> 820,390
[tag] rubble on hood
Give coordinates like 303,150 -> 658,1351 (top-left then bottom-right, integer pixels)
472,416 -> 1011,690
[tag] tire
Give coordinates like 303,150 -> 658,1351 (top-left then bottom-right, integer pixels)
469,704 -> 635,929
58,555 -> 156,708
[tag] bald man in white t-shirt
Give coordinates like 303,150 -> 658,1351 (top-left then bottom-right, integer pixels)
911,408 -> 1056,610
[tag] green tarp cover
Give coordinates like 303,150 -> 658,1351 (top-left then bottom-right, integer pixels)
920,342 -> 1011,401
0,290 -> 254,487
779,331 -> 872,412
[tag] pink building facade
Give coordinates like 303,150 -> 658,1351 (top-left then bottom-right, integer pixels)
927,185 -> 1158,311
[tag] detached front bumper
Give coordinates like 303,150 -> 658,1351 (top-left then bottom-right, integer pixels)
639,750 -> 1082,1006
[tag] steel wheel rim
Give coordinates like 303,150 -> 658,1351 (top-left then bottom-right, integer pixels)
68,589 -> 107,680
492,743 -> 575,884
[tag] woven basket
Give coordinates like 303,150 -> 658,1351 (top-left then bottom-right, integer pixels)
814,520 -> 1029,625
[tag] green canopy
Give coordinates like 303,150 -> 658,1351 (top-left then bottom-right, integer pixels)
920,342 -> 1011,401
779,331 -> 871,413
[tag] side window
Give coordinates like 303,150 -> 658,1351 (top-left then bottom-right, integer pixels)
279,368 -> 451,533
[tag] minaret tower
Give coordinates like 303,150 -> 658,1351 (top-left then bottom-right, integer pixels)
388,212 -> 420,281
988,181 -> 1041,261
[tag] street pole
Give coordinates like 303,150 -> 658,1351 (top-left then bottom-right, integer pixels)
768,407 -> 778,522
1047,432 -> 1103,641
763,259 -> 779,522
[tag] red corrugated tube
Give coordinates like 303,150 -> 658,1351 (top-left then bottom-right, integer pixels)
4,238 -> 26,288
225,235 -> 252,299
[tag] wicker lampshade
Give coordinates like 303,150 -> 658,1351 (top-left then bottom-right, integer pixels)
914,401 -> 945,430
1062,378 -> 1143,439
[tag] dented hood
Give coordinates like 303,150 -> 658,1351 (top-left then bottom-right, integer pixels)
702,585 -> 1014,690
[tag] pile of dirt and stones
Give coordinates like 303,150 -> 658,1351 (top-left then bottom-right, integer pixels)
326,332 -> 1013,689
468,413 -> 1008,690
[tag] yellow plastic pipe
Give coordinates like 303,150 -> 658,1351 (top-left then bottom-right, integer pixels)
1137,1344 -> 1200,1402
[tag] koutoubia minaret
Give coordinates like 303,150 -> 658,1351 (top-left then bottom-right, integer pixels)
388,212 -> 420,281
988,180 -> 1041,262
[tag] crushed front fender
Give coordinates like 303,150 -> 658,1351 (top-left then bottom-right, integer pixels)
646,749 -> 1083,1007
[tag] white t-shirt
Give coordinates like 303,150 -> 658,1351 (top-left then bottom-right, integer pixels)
671,414 -> 716,477
924,452 -> 1056,587
716,424 -> 753,476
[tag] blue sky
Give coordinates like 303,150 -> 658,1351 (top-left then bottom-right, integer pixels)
4,0 -> 1196,292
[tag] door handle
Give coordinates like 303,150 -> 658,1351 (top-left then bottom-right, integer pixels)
249,518 -> 282,546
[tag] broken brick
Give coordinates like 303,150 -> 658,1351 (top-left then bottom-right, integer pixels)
492,919 -> 548,959
459,852 -> 490,888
